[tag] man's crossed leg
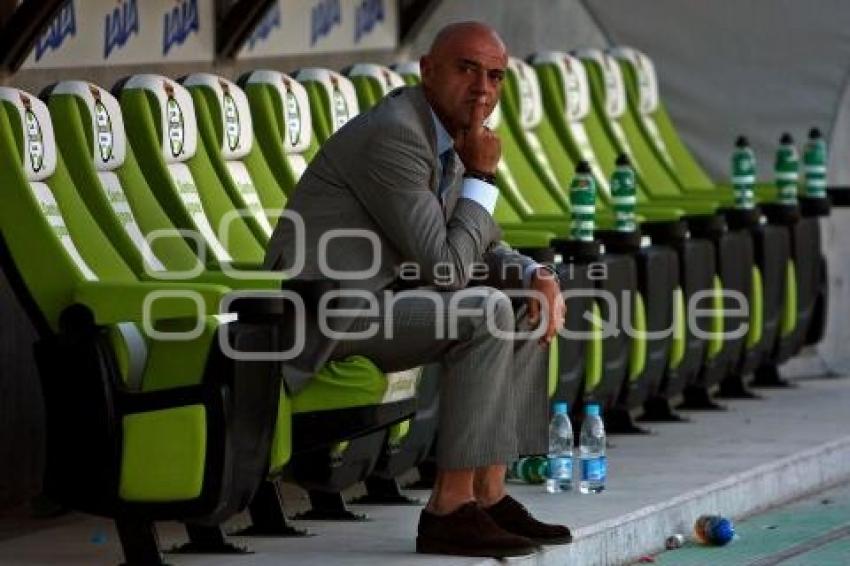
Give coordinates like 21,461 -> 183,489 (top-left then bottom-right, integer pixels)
330,286 -> 572,557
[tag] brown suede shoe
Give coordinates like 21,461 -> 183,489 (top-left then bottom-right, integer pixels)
416,501 -> 540,558
484,495 -> 573,545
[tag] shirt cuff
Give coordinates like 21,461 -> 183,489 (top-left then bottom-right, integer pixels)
460,177 -> 498,215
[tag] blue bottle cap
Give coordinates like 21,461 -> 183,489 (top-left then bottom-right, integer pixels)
585,403 -> 601,417
710,517 -> 735,546
554,402 -> 568,415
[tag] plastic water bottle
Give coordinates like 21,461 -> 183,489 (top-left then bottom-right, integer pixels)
611,154 -> 637,232
731,136 -> 756,210
569,161 -> 596,242
774,132 -> 799,205
803,128 -> 827,199
545,402 -> 574,493
579,403 -> 606,494
694,514 -> 735,546
508,456 -> 548,484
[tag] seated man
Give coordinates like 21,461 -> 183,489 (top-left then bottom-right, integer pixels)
264,21 -> 571,558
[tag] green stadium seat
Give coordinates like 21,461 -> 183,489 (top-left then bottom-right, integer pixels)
344,62 -> 406,109
114,74 -> 267,269
575,48 -> 766,398
501,56 -> 684,420
294,67 -> 361,144
533,51 -> 754,406
510,53 -> 711,411
240,70 -> 318,196
47,78 -> 417,536
182,73 -> 285,244
173,71 -> 425,523
605,48 -> 793,380
0,85 -> 282,564
179,71 -> 425,524
612,47 -> 827,377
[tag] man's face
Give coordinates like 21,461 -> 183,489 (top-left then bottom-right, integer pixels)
421,31 -> 507,136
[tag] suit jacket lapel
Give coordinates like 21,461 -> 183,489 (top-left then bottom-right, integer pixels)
405,87 -> 442,194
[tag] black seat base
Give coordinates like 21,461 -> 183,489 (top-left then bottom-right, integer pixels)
292,399 -> 417,452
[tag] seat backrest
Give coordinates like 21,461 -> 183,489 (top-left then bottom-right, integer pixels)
0,87 -> 135,332
239,69 -> 317,195
117,74 -> 265,266
611,47 -> 715,190
183,73 -> 285,243
293,68 -> 360,144
577,48 -> 685,199
344,63 -> 406,110
505,57 -> 591,211
393,62 -> 422,86
531,51 -> 618,203
502,56 -> 578,215
46,81 -> 203,276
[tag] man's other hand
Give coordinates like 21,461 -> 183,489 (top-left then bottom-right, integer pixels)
454,98 -> 501,175
527,267 -> 565,346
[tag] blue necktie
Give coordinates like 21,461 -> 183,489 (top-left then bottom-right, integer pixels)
437,149 -> 456,213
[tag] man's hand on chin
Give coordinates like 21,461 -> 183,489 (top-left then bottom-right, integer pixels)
527,266 -> 565,346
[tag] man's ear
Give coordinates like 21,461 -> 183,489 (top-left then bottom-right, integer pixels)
419,55 -> 431,80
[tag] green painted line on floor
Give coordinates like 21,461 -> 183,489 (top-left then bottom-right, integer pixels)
779,535 -> 850,566
746,524 -> 850,565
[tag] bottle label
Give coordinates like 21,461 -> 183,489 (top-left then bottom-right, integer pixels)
582,456 -> 607,482
547,456 -> 573,480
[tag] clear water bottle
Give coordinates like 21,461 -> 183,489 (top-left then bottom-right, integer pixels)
546,402 -> 574,493
579,403 -> 606,494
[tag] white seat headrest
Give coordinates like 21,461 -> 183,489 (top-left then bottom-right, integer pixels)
183,73 -> 253,161
0,87 -> 57,181
121,74 -> 198,163
507,57 -> 543,130
346,63 -> 405,96
531,52 -> 591,123
609,47 -> 659,114
573,48 -> 626,119
50,81 -> 127,172
243,69 -> 313,155
294,68 -> 360,133
392,61 -> 421,80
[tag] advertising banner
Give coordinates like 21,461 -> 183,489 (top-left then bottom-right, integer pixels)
239,0 -> 398,59
22,0 -> 215,69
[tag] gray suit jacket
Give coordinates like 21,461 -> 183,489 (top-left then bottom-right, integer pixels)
265,85 -> 536,391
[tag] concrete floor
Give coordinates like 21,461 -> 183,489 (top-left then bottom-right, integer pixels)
2,376 -> 850,565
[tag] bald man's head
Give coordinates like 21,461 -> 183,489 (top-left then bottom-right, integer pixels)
427,22 -> 506,59
420,22 -> 508,137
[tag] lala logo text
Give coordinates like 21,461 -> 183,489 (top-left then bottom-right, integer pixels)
354,0 -> 384,44
163,0 -> 199,56
34,0 -> 76,62
104,0 -> 139,59
246,3 -> 281,50
311,0 -> 340,46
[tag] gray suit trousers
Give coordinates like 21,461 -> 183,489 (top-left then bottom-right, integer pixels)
330,286 -> 550,469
